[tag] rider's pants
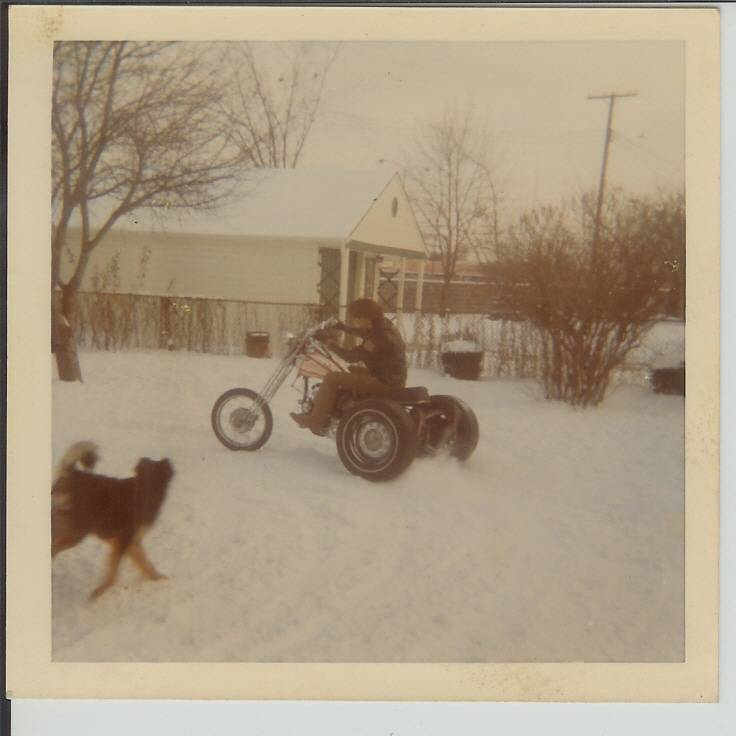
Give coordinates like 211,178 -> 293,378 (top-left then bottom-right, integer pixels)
310,367 -> 389,426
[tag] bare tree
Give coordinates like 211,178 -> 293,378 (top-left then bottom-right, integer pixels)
406,106 -> 501,315
52,41 -> 244,380
497,190 -> 685,407
222,42 -> 340,169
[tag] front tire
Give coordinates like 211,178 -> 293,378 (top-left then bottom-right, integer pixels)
336,399 -> 417,482
211,388 -> 273,451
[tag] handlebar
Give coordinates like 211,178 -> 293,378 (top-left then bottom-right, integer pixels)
283,317 -> 341,356
310,317 -> 340,336
299,317 -> 341,342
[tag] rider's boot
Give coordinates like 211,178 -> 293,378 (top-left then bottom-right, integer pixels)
290,412 -> 326,434
290,375 -> 336,434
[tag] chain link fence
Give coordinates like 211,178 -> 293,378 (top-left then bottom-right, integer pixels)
66,290 -> 666,384
66,291 -> 550,379
67,292 -> 321,356
397,311 -> 543,379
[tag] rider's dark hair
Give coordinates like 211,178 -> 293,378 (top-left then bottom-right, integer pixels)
348,298 -> 385,326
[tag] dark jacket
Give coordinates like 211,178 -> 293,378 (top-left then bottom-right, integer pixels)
332,318 -> 407,388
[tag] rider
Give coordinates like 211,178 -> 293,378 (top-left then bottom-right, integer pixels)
290,298 -> 408,434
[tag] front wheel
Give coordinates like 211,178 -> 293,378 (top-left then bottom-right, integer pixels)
211,388 -> 273,451
336,399 -> 417,482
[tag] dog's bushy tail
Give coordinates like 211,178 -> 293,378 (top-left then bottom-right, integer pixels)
54,441 -> 99,484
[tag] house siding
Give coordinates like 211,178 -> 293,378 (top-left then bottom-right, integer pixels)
64,229 -> 323,304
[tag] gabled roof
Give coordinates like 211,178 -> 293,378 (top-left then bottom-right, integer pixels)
112,168 -> 400,241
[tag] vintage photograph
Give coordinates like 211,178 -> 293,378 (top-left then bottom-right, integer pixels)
5,4 -> 720,703
48,37 -> 689,664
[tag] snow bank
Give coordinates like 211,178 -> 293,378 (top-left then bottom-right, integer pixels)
440,339 -> 481,353
52,350 -> 684,662
627,320 -> 685,369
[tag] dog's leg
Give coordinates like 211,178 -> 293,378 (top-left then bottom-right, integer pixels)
90,539 -> 125,601
52,524 -> 86,558
52,535 -> 80,557
127,541 -> 167,582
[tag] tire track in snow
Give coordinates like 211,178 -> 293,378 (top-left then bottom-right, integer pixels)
239,460 -> 503,661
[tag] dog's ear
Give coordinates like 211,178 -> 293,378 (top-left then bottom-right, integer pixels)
157,459 -> 174,484
134,458 -> 153,477
151,457 -> 174,486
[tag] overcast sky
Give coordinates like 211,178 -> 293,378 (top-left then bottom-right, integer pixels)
296,41 -> 684,220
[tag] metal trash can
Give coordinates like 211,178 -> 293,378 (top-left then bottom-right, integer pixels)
245,331 -> 270,358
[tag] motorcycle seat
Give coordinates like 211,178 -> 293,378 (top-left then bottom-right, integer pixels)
378,386 -> 430,403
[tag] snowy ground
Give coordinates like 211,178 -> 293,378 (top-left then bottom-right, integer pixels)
52,350 -> 684,662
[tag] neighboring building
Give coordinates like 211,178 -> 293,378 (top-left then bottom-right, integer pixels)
378,259 -> 504,315
62,168 -> 427,320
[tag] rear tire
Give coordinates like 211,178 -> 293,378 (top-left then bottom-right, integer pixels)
426,395 -> 479,461
336,399 -> 417,482
211,388 -> 273,451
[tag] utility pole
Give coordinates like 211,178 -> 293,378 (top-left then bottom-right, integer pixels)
588,91 -> 638,262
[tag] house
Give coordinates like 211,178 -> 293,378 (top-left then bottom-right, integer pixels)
377,258 -> 502,315
62,168 -> 427,322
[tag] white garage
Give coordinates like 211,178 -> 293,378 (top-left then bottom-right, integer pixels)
64,168 -> 427,321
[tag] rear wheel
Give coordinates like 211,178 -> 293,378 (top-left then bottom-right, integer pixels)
336,399 -> 418,481
425,395 -> 479,461
211,388 -> 273,451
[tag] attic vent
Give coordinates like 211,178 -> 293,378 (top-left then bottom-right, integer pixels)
391,197 -> 399,217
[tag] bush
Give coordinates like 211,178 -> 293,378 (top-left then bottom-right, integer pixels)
496,191 -> 685,407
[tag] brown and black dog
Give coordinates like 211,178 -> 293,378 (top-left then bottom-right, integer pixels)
52,442 -> 174,600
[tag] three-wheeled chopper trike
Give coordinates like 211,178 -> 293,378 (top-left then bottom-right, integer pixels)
211,318 -> 479,481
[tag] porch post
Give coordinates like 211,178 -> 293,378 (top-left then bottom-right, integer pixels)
355,252 -> 367,298
415,258 -> 425,312
372,257 -> 380,300
396,256 -> 406,314
338,244 -> 350,322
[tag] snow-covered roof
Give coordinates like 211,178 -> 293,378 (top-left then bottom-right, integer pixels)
113,168 -> 399,241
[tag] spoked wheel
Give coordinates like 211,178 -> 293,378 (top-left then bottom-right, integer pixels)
424,395 -> 479,461
336,399 -> 418,482
211,388 -> 273,451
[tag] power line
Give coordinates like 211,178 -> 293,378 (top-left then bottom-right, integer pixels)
614,132 -> 684,177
